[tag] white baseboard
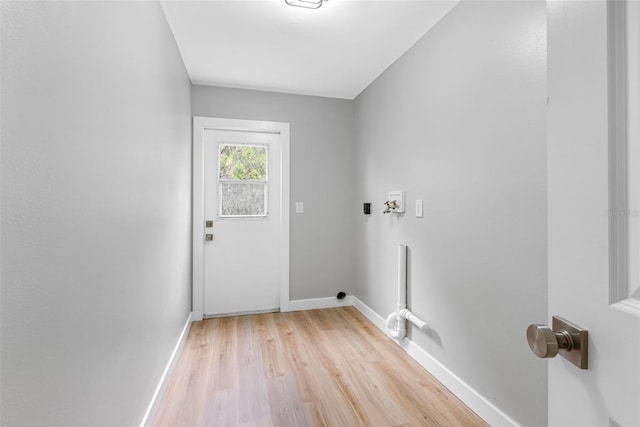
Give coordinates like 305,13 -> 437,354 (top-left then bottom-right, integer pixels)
351,295 -> 388,331
350,296 -> 520,427
287,295 -> 354,312
140,311 -> 193,427
401,339 -> 520,427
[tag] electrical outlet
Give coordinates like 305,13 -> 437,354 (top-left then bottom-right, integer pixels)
295,202 -> 304,213
416,200 -> 423,218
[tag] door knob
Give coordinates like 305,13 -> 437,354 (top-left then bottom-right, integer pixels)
526,324 -> 573,358
526,316 -> 588,369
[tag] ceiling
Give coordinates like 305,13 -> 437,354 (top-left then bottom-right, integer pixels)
161,0 -> 459,100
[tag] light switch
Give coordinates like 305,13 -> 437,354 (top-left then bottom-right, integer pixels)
416,200 -> 423,218
296,202 -> 304,213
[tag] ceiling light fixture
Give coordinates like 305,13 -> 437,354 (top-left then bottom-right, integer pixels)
285,0 -> 323,9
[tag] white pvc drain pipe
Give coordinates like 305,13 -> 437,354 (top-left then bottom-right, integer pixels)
386,245 -> 427,340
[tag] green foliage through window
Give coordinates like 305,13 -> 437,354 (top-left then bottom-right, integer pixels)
219,145 -> 267,181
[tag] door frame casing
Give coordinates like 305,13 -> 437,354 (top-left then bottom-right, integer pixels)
192,117 -> 290,321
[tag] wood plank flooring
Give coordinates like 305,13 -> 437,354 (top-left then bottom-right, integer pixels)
153,307 -> 487,427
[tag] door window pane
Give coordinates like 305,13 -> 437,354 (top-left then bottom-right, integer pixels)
220,183 -> 266,216
219,145 -> 267,181
218,144 -> 268,218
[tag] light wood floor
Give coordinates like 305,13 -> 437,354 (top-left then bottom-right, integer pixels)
153,307 -> 487,427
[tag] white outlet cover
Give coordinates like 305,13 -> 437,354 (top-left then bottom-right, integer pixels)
295,202 -> 304,213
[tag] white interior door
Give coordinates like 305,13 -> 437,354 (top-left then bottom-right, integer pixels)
547,1 -> 640,426
203,129 -> 281,316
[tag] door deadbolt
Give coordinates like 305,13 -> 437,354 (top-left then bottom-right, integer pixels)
526,316 -> 588,369
205,234 -> 213,241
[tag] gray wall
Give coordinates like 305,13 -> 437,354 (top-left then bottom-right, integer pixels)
191,86 -> 356,300
353,1 -> 548,425
1,2 -> 192,425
